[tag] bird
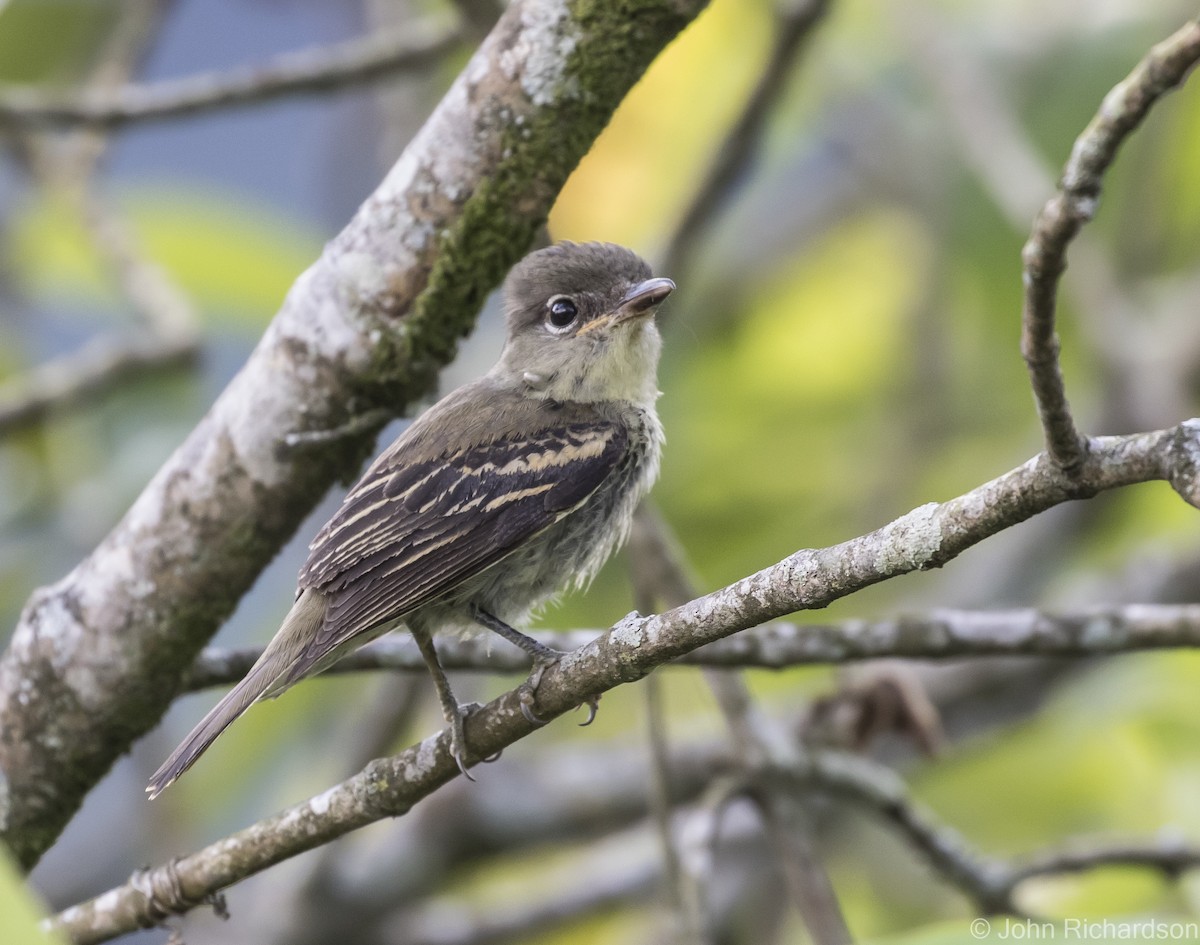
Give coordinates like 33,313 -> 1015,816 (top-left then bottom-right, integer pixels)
147,241 -> 674,797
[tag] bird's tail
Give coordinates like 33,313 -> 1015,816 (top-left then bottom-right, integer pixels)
146,589 -> 326,799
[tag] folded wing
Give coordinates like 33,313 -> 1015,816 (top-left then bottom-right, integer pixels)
288,422 -> 627,681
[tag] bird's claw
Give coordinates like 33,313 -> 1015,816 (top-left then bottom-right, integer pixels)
516,655 -> 601,729
518,654 -> 561,726
448,702 -> 479,781
578,695 -> 600,727
518,683 -> 547,725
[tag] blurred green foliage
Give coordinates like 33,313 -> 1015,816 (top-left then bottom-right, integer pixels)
0,0 -> 120,85
9,187 -> 324,329
0,849 -> 64,945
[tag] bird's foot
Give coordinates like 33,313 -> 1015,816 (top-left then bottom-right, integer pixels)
468,607 -> 601,729
517,658 -> 555,725
516,654 -> 600,728
446,701 -> 480,781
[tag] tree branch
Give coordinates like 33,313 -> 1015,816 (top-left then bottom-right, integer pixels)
49,419 -> 1200,942
0,0 -> 709,871
385,765 -> 1200,945
1010,838 -> 1200,885
1020,18 -> 1200,472
770,752 -> 1200,914
179,558 -> 1200,692
0,18 -> 463,130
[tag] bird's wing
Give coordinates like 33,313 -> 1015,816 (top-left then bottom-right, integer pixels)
290,421 -> 628,678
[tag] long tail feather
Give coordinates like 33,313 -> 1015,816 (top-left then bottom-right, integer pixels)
146,589 -> 327,798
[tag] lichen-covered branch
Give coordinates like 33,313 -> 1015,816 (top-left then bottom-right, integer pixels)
0,0 -> 709,871
49,419 -> 1200,943
1020,18 -> 1200,472
0,18 -> 463,130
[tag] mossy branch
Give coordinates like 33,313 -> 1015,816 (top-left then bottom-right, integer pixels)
0,0 -> 708,871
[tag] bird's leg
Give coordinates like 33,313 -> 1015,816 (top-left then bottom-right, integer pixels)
470,606 -> 600,727
470,606 -> 563,661
410,625 -> 474,780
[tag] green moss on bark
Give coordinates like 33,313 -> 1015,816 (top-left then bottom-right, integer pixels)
396,0 -> 705,396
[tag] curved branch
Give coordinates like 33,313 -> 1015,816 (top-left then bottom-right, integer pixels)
0,19 -> 463,130
50,420 -> 1200,942
768,752 -> 1200,915
1021,18 -> 1200,472
0,0 -> 708,870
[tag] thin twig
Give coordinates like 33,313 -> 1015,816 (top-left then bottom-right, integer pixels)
897,0 -> 1132,354
75,190 -> 199,342
659,0 -> 830,280
1020,18 -> 1200,472
0,333 -> 198,432
766,751 -> 1016,912
752,788 -> 853,945
632,502 -> 844,945
0,18 -> 463,130
643,677 -> 702,945
1010,836 -> 1200,885
631,505 -> 853,944
770,751 -> 1200,914
631,506 -> 779,757
630,508 -> 714,943
0,187 -> 202,435
40,0 -> 170,177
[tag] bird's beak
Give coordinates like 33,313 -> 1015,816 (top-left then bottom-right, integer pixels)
614,277 -> 675,324
576,277 -> 675,336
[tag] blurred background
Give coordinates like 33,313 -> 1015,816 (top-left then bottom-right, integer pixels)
3,0 -> 1200,942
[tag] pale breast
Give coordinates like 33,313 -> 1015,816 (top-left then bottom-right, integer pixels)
443,404 -> 663,624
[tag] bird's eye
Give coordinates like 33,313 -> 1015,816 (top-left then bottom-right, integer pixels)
546,296 -> 578,330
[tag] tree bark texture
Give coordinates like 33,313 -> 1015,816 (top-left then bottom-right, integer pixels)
0,0 -> 709,870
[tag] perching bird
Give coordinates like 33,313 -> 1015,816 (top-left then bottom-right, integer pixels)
147,241 -> 673,797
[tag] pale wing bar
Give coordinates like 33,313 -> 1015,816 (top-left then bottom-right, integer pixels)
288,423 -> 628,680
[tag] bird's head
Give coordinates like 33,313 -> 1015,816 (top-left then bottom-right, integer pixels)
495,242 -> 674,406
